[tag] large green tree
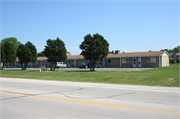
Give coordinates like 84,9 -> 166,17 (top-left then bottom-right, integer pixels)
43,37 -> 67,70
1,37 -> 21,54
25,41 -> 37,68
16,44 -> 31,70
1,41 -> 16,70
80,33 -> 109,71
161,46 -> 180,55
172,46 -> 180,53
161,49 -> 172,55
37,51 -> 45,57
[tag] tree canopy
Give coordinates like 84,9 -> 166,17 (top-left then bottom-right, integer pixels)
25,41 -> 37,63
1,37 -> 21,54
79,33 -> 109,71
161,46 -> 180,55
1,41 -> 16,70
37,51 -> 45,57
161,49 -> 172,55
172,46 -> 180,53
43,37 -> 67,70
16,44 -> 31,70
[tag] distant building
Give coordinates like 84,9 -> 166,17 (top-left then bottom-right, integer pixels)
170,51 -> 180,63
9,51 -> 170,68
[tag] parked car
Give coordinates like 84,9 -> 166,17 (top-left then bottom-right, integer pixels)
55,62 -> 67,68
79,61 -> 95,68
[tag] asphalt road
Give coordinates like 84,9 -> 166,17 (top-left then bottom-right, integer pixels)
0,78 -> 180,119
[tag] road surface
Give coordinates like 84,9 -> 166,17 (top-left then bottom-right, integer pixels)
0,78 -> 179,119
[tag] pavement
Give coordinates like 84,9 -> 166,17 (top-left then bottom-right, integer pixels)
0,78 -> 180,119
3,67 -> 154,71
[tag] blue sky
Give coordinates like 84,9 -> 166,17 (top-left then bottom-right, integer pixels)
1,0 -> 179,55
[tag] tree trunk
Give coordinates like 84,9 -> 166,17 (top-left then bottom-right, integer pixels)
92,65 -> 95,71
53,62 -> 56,70
89,60 -> 92,71
25,63 -> 27,70
50,62 -> 52,70
21,63 -> 23,70
92,60 -> 96,71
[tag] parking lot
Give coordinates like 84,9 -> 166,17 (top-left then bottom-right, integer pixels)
3,67 -> 154,71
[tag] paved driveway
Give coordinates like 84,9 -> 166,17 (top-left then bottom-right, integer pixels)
3,67 -> 153,71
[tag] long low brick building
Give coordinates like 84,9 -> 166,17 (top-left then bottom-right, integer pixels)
7,51 -> 170,68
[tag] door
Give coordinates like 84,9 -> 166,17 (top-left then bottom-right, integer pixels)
138,57 -> 142,67
99,61 -> 102,67
133,58 -> 136,67
68,61 -> 71,68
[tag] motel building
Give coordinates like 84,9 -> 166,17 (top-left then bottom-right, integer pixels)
7,51 -> 170,68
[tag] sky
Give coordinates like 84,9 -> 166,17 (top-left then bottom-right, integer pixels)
1,0 -> 179,55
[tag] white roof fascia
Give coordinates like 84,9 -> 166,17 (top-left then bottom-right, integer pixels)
162,51 -> 170,57
67,54 -> 165,59
106,55 -> 161,58
67,58 -> 84,60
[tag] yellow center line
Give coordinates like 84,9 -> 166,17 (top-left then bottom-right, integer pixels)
1,90 -> 180,114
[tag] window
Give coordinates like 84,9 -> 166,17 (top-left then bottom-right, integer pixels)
122,58 -> 130,63
126,59 -> 130,63
122,59 -> 126,63
147,57 -> 156,63
107,59 -> 111,64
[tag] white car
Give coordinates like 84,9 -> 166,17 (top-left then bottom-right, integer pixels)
55,62 -> 67,68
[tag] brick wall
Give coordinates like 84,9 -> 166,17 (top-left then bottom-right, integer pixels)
121,58 -> 133,68
141,57 -> 159,68
162,56 -> 169,67
105,58 -> 120,68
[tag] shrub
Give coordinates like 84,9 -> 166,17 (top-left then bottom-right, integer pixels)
170,58 -> 176,64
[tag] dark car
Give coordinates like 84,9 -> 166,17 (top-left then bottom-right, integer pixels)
79,61 -> 95,68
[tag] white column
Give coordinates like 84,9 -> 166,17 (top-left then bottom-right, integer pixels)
120,57 -> 121,68
103,58 -> 105,67
41,60 -> 42,67
8,62 -> 10,68
74,59 -> 76,68
159,56 -> 160,68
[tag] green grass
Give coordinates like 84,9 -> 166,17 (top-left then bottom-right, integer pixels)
1,64 -> 179,87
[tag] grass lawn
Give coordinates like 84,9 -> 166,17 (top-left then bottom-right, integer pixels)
0,64 -> 179,87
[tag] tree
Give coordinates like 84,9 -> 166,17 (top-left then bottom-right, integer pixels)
172,46 -> 180,53
79,33 -> 109,71
25,41 -> 37,68
161,49 -> 173,55
37,51 -> 45,57
16,44 -> 31,70
1,44 -> 6,69
170,58 -> 176,64
108,50 -> 114,53
1,37 -> 21,54
1,41 -> 16,70
43,37 -> 67,70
